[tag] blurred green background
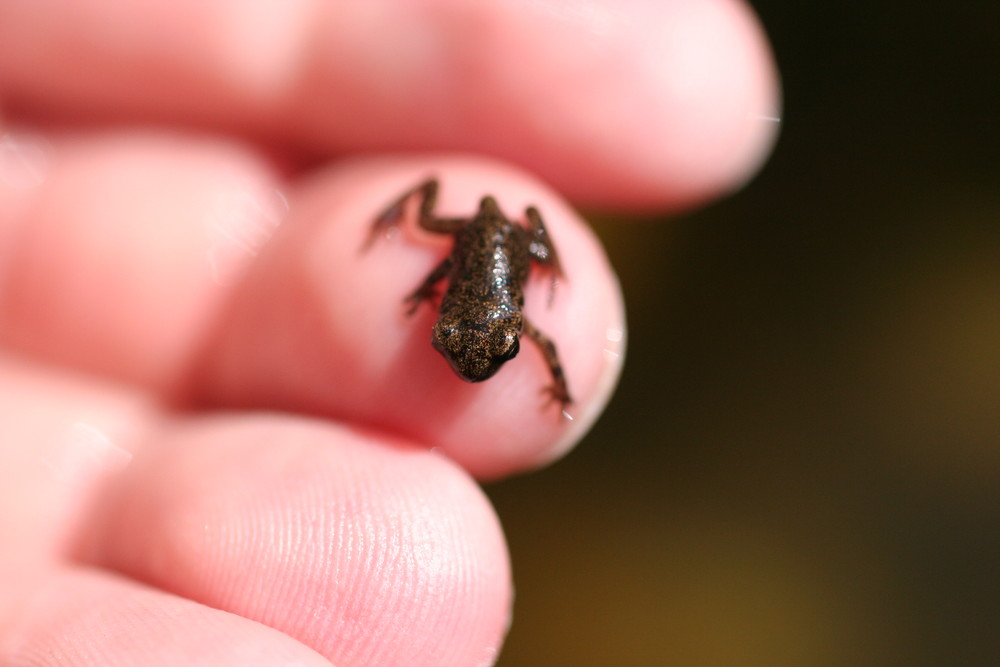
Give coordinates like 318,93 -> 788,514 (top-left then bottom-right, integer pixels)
488,3 -> 998,665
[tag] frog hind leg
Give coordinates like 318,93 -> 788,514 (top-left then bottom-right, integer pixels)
522,318 -> 572,411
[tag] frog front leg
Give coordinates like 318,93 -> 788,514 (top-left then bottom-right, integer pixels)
367,178 -> 467,247
522,319 -> 572,410
403,256 -> 453,315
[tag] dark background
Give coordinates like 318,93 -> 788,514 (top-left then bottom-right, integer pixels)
489,3 -> 998,665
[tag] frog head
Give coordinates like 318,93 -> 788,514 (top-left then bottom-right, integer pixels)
432,316 -> 521,382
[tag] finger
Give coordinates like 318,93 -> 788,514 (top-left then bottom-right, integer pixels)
0,356 -> 510,667
0,129 -> 287,391
0,0 -> 779,209
0,131 -> 624,478
0,354 -> 155,566
193,155 -> 625,478
0,568 -> 333,666
81,414 -> 511,667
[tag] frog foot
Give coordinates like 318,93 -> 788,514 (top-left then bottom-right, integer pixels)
540,384 -> 573,416
404,287 -> 438,315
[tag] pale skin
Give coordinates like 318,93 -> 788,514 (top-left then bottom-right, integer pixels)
0,1 -> 779,666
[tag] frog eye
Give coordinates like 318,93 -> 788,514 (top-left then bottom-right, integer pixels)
499,336 -> 520,361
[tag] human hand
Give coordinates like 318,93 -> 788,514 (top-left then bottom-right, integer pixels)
0,2 -> 778,665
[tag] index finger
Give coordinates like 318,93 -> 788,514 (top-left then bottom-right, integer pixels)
0,131 -> 622,479
0,0 -> 779,210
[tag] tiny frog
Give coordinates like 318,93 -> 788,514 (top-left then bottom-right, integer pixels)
365,178 -> 572,410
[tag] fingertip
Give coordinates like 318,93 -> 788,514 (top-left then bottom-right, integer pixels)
306,0 -> 781,211
643,0 -> 781,207
541,0 -> 781,209
87,414 -> 511,667
198,154 -> 625,477
290,0 -> 780,210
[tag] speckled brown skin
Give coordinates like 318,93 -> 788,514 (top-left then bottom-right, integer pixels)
368,178 -> 571,409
